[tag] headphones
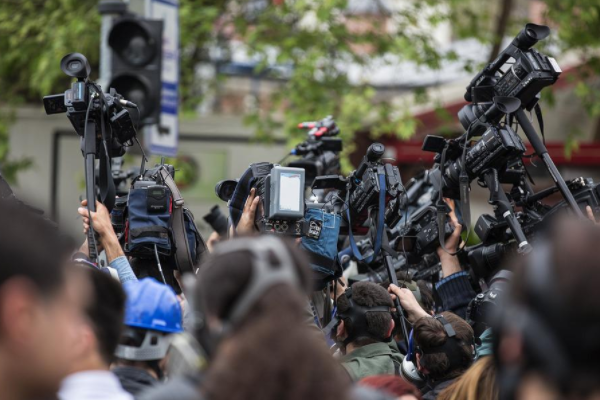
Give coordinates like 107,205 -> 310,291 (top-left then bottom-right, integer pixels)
332,287 -> 392,346
194,236 -> 301,357
410,314 -> 474,372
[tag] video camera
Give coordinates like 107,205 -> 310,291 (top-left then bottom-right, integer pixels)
43,52 -> 139,261
219,162 -> 317,237
288,116 -> 343,186
459,23 -> 561,136
43,53 -> 137,156
314,143 -> 403,235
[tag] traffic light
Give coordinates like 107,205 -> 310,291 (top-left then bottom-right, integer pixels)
108,16 -> 163,126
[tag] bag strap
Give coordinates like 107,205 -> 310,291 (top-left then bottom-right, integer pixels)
159,166 -> 195,274
346,170 -> 387,263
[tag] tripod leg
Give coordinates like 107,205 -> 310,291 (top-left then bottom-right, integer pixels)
514,108 -> 584,218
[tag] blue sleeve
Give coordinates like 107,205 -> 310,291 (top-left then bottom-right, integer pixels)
109,256 -> 138,284
435,271 -> 475,319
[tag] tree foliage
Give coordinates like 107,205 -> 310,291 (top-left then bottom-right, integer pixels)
1,0 -> 600,175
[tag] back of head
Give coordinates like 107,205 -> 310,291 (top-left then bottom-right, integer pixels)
197,236 -> 350,400
0,199 -> 71,297
413,312 -> 474,381
84,267 -> 127,365
336,281 -> 393,346
497,217 -> 600,397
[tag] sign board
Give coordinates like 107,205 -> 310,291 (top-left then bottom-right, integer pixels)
147,0 -> 179,156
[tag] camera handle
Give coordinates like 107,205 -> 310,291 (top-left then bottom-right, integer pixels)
482,168 -> 532,255
382,248 -> 411,349
83,117 -> 99,262
514,108 -> 584,218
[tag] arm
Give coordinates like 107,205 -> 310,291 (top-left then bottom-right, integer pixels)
388,284 -> 429,324
435,199 -> 475,319
78,200 -> 137,283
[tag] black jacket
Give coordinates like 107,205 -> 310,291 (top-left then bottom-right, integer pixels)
113,366 -> 158,398
422,378 -> 456,400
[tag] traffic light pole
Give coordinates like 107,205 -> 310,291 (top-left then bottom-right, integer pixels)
98,1 -> 127,88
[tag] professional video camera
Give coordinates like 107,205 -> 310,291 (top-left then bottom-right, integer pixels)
314,143 -> 403,235
219,161 -> 316,237
43,53 -> 139,261
459,23 -> 561,136
466,177 -> 600,281
287,116 -> 343,186
43,53 -> 137,154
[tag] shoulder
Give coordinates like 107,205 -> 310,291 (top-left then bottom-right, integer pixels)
138,375 -> 201,400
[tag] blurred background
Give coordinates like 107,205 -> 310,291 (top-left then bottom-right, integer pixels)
1,0 -> 599,238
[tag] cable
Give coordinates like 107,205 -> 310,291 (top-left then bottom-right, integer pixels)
154,244 -> 167,284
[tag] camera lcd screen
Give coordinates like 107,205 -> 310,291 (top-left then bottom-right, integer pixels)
279,172 -> 302,212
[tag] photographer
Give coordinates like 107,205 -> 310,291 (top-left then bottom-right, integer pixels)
112,278 -> 183,398
412,312 -> 475,400
78,199 -> 137,283
0,200 -> 88,400
336,282 -> 403,381
496,218 -> 600,399
434,200 -> 475,320
58,266 -> 132,400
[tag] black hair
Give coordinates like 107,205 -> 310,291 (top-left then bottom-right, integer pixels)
0,199 -> 73,297
84,268 -> 126,365
337,281 -> 393,346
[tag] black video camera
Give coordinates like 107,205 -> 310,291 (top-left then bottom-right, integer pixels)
422,122 -> 527,199
459,23 -> 560,136
43,53 -> 137,157
288,116 -> 343,186
349,143 -> 403,233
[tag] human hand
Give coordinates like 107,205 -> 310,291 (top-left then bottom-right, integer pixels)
206,231 -> 221,252
236,188 -> 260,235
78,200 -> 123,262
586,206 -> 598,224
436,198 -> 462,277
78,200 -> 114,239
388,284 -> 429,324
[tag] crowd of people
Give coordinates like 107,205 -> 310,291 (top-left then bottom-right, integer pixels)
2,173 -> 600,400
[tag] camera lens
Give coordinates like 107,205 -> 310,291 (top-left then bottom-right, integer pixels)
68,61 -> 82,71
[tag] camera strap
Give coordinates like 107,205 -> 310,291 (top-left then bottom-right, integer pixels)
346,171 -> 386,263
158,166 -> 196,274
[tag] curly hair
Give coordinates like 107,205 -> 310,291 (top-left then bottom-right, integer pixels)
336,281 -> 393,346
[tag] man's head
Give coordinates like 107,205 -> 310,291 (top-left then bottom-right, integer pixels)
336,281 -> 394,349
496,218 -> 600,399
0,201 -> 87,399
70,267 -> 126,370
413,312 -> 474,382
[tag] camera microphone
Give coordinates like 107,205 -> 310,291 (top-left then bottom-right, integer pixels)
119,99 -> 138,108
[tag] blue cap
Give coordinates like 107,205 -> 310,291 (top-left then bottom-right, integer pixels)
122,278 -> 183,334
